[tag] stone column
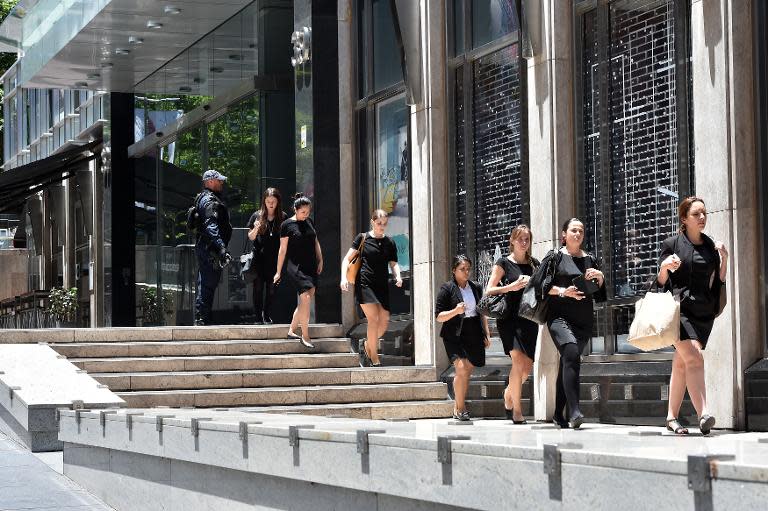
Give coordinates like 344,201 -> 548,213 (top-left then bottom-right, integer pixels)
411,0 -> 450,369
526,0 -> 576,420
690,0 -> 759,429
40,190 -> 53,290
63,178 -> 76,290
338,0 -> 357,330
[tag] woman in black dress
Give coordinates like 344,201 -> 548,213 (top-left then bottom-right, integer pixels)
657,197 -> 728,435
545,218 -> 605,429
274,194 -> 323,348
436,255 -> 491,421
247,188 -> 287,325
340,209 -> 403,367
485,225 -> 539,423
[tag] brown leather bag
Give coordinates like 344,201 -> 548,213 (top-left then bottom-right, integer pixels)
346,233 -> 367,284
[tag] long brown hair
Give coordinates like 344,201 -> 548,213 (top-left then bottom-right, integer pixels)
509,224 -> 533,263
256,188 -> 286,236
678,196 -> 705,232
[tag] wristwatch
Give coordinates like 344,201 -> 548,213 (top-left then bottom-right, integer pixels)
558,287 -> 565,298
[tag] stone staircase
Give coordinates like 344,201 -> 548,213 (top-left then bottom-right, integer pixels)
42,325 -> 453,419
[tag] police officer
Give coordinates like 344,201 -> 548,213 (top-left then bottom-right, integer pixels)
194,170 -> 233,325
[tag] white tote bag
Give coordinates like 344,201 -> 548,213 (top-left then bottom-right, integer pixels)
627,291 -> 680,351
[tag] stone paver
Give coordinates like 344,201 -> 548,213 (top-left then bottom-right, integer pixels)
0,432 -> 113,511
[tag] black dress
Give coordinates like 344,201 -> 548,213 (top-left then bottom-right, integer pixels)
280,218 -> 318,294
351,232 -> 398,311
658,233 -> 722,348
494,257 -> 539,358
546,252 -> 603,350
247,211 -> 284,278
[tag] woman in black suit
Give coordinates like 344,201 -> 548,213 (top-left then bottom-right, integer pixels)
545,218 -> 606,429
435,255 -> 491,421
658,197 -> 728,435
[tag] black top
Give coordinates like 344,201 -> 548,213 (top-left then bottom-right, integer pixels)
280,218 -> 318,274
546,252 -> 605,331
247,211 -> 285,265
658,233 -> 723,318
351,232 -> 398,289
435,279 -> 484,340
493,257 -> 534,322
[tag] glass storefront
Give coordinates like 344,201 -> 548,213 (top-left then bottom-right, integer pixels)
450,1 -> 527,286
576,0 -> 693,355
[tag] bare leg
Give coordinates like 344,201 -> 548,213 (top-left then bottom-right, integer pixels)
370,307 -> 390,365
359,303 -> 381,363
298,288 -> 315,342
507,349 -> 533,421
667,348 -> 687,420
453,358 -> 475,413
675,340 -> 708,417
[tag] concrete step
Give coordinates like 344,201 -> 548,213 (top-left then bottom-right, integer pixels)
116,382 -> 449,408
69,353 -> 360,373
51,338 -> 352,358
244,399 -> 455,420
92,367 -> 438,391
0,324 -> 345,344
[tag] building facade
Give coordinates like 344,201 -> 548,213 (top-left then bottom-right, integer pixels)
1,0 -> 766,429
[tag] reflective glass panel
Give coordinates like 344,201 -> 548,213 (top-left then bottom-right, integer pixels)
472,0 -> 519,48
372,0 -> 403,91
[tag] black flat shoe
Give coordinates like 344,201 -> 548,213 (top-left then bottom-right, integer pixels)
666,418 -> 689,435
568,413 -> 584,430
512,418 -> 528,425
699,414 -> 715,435
553,411 -> 569,429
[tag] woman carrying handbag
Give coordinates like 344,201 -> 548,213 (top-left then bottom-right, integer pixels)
484,225 -> 539,423
340,209 -> 402,367
658,197 -> 728,436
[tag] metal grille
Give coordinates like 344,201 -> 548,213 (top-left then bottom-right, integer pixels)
454,44 -> 525,286
580,0 -> 692,353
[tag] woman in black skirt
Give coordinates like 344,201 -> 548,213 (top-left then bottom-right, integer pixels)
485,225 -> 539,423
247,187 -> 287,325
274,194 -> 323,348
436,255 -> 491,421
545,218 -> 605,429
340,209 -> 403,367
658,197 -> 727,435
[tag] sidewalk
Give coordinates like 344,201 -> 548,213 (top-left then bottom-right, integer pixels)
0,432 -> 113,511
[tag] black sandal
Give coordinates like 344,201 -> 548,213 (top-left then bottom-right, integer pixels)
699,414 -> 715,435
666,418 -> 689,435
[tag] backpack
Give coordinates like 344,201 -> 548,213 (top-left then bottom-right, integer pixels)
186,192 -> 205,232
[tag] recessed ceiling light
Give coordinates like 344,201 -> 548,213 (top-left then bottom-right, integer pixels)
209,66 -> 223,73
164,6 -> 181,15
100,62 -> 114,68
179,86 -> 192,92
147,20 -> 163,29
87,73 -> 101,79
75,81 -> 88,88
228,54 -> 241,61
115,48 -> 131,55
129,36 -> 144,45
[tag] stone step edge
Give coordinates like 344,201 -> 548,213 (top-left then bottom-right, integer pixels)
49,338 -> 353,347
115,381 -> 447,396
90,366 -> 432,378
67,353 -> 358,363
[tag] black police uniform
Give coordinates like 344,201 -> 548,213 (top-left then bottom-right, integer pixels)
194,188 -> 232,325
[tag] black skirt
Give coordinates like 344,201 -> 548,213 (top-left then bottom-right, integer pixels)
442,316 -> 486,368
355,282 -> 390,311
285,261 -> 317,295
497,317 -> 538,359
547,317 -> 591,350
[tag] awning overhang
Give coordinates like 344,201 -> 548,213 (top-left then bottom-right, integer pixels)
0,140 -> 100,214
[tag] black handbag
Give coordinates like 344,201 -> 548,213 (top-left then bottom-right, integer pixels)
518,250 -> 561,325
476,293 -> 509,320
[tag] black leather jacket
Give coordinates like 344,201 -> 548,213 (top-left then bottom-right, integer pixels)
195,189 -> 232,255
435,278 -> 483,340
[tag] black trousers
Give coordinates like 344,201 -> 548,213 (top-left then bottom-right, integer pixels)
252,271 -> 275,319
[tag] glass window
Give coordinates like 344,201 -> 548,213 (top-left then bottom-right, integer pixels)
372,0 -> 403,91
579,0 -> 692,354
374,94 -> 410,314
472,0 -> 519,48
453,0 -> 466,55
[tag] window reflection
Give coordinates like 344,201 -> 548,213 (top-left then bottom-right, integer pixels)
375,94 -> 410,314
472,0 -> 519,48
372,0 -> 403,91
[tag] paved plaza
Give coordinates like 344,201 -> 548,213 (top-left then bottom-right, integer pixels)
0,431 -> 112,511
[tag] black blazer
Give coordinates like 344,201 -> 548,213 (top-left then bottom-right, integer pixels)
657,233 -> 724,310
435,279 -> 483,340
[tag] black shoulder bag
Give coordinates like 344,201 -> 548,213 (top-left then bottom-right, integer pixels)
518,250 -> 561,325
